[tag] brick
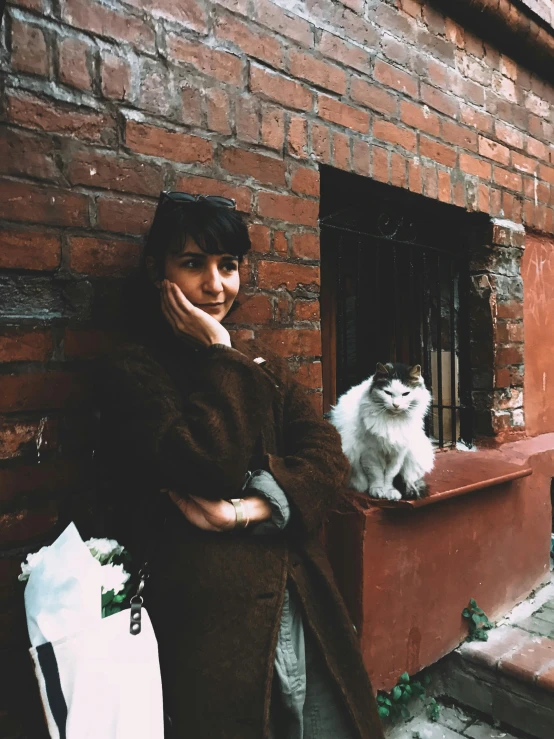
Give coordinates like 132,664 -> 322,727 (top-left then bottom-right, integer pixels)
0,229 -> 60,271
374,60 -> 418,98
11,19 -> 48,76
100,53 -> 131,101
214,12 -> 284,69
310,121 -> 331,163
139,60 -> 174,118
499,636 -> 554,683
70,236 -> 141,277
125,121 -> 213,164
206,88 -> 232,135
441,121 -> 478,151
0,506 -> 59,548
7,92 -> 116,146
400,101 -> 440,136
477,183 -> 490,212
391,152 -> 407,188
445,17 -> 464,46
61,0 -> 155,52
231,294 -> 272,324
261,105 -> 285,151
0,372 -> 88,412
421,83 -> 458,118
460,104 -> 493,134
318,95 -> 369,134
293,361 -> 322,389
352,139 -> 370,176
258,193 -> 318,227
0,330 -> 51,363
351,78 -> 398,115
250,65 -> 313,112
257,329 -> 321,358
0,128 -> 59,183
68,149 -> 163,196
179,83 -> 203,127
292,232 -> 319,260
496,344 -> 524,366
273,231 -> 288,256
293,301 -> 320,323
373,119 -> 417,152
235,95 -> 260,144
287,116 -> 308,159
318,31 -> 371,75
333,131 -> 351,170
258,261 -> 319,291
0,455 -> 87,505
493,167 -> 522,192
400,0 -> 423,18
478,136 -> 510,165
372,146 -> 389,183
459,152 -> 491,179
248,224 -> 270,254
460,626 -> 531,670
291,167 -> 319,197
0,419 -> 58,460
494,121 -> 523,149
58,36 -> 91,91
539,164 -> 554,185
423,163 -> 438,198
512,152 -> 537,174
289,50 -> 347,95
220,148 -> 286,187
168,36 -> 243,85
381,34 -> 410,66
0,180 -> 89,228
526,136 -> 548,161
408,157 -> 423,193
97,196 -> 157,236
420,136 -> 457,167
124,0 -> 207,31
254,0 -> 314,48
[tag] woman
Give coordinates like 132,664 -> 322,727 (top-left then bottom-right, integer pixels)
96,192 -> 384,739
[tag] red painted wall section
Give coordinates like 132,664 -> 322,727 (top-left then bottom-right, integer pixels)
522,233 -> 554,435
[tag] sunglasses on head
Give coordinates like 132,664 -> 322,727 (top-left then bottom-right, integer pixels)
160,191 -> 237,209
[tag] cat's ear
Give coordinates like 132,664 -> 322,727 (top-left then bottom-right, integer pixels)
409,364 -> 422,380
375,362 -> 389,376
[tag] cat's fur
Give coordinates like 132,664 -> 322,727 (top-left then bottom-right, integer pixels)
330,362 -> 434,500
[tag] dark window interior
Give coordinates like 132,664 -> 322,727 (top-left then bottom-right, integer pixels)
320,166 -> 481,448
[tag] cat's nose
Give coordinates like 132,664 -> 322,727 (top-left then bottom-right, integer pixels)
393,403 -> 399,409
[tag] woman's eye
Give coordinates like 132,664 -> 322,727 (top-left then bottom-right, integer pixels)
181,259 -> 201,269
221,262 -> 238,272
402,392 -> 410,396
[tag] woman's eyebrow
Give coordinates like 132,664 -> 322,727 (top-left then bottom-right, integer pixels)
177,251 -> 206,258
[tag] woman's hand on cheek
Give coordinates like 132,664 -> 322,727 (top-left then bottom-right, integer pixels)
161,281 -> 231,347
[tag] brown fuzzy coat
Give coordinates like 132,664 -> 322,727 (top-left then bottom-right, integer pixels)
96,332 -> 384,739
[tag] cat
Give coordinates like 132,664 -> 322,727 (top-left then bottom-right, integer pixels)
330,362 -> 434,501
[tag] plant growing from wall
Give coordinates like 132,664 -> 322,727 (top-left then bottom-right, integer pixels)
376,672 -> 427,721
462,598 -> 493,641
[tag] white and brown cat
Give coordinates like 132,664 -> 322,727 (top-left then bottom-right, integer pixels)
330,363 -> 434,501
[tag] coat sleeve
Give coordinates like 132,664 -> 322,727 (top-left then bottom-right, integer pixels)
265,377 -> 350,536
98,344 -> 277,499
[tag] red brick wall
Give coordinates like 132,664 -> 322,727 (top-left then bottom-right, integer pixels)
1,0 -> 554,733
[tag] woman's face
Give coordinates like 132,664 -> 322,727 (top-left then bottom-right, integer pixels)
163,237 -> 240,323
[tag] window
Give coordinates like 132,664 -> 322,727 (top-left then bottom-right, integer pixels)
320,168 -> 475,448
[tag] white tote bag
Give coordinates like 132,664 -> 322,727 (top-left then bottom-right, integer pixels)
29,606 -> 164,739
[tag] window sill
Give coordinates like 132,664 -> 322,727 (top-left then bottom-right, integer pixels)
346,450 -> 532,511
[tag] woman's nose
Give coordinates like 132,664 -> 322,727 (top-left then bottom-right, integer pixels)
202,267 -> 223,293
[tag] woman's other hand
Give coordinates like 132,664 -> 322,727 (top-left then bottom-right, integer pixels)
161,281 -> 231,347
168,492 -> 273,531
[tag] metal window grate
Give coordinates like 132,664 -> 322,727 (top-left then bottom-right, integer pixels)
321,201 -> 473,448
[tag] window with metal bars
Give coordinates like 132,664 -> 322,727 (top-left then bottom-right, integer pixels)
320,169 -> 474,449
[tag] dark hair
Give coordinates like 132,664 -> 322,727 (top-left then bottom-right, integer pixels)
144,192 -> 251,279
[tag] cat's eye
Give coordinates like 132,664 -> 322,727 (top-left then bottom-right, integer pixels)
384,391 -> 392,396
402,392 -> 410,396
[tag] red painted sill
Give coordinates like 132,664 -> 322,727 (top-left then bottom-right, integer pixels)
346,450 -> 532,510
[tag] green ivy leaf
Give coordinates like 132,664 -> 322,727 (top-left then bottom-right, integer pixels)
399,672 -> 410,684
392,686 -> 402,702
378,706 -> 389,718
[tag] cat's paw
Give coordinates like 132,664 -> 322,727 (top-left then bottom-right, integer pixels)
368,486 -> 401,501
403,479 -> 429,499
